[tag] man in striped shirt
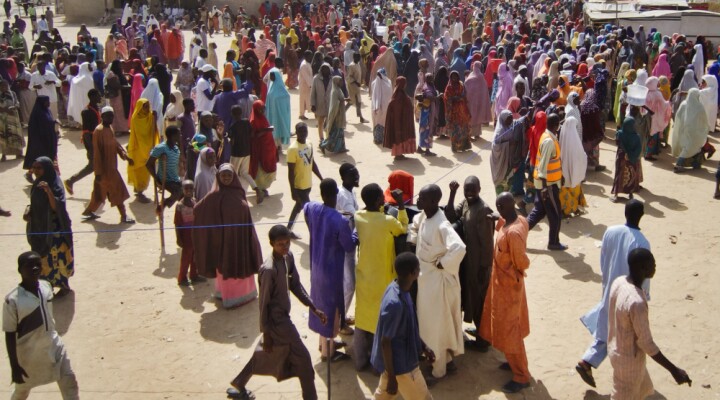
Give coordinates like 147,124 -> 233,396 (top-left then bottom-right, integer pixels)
147,126 -> 183,213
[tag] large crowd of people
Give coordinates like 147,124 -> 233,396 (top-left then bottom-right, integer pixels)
2,0 -> 712,398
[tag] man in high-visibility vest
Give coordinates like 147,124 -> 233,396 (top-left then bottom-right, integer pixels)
527,113 -> 568,251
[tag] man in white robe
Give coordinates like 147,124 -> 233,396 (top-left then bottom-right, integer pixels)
298,51 -> 313,120
408,184 -> 466,379
575,200 -> 651,388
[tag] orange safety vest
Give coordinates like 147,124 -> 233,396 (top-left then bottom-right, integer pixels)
533,131 -> 562,183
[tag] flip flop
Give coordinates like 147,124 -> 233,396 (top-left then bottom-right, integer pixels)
575,363 -> 597,388
82,213 -> 101,221
226,388 -> 254,400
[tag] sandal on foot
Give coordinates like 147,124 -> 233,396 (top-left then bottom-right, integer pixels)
226,388 -> 255,400
64,180 -> 74,195
499,362 -> 512,371
548,243 -> 569,251
575,363 -> 597,388
502,380 -> 530,393
82,213 -> 101,221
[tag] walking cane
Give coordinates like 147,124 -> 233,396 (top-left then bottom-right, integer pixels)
326,337 -> 332,400
158,154 -> 167,250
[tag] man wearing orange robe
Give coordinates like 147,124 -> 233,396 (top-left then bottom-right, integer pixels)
480,192 -> 531,394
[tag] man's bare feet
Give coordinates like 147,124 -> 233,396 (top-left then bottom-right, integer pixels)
254,188 -> 264,204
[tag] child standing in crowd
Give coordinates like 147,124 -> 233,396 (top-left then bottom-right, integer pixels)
174,179 -> 205,286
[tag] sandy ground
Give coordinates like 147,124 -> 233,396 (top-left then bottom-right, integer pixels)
0,16 -> 718,400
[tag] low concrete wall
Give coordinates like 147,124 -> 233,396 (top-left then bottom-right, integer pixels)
63,0 -> 107,23
64,0 -> 286,23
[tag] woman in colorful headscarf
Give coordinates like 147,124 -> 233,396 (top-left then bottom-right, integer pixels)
264,69 -> 291,151
369,46 -> 398,96
371,68 -> 393,144
139,77 -> 165,134
249,100 -> 278,194
672,88 -> 709,172
416,73 -> 438,156
556,75 -> 584,107
283,37 -> 299,90
383,77 -> 416,160
493,63 -> 514,118
321,76 -> 348,154
612,62 -> 631,121
192,163 -> 262,309
444,70 -> 472,153
692,43 -> 705,82
547,60 -> 560,90
484,49 -> 503,88
643,77 -> 671,160
194,147 -> 218,200
222,63 -> 238,91
104,34 -> 116,64
166,28 -> 184,70
611,113 -> 643,202
127,98 -> 159,202
26,156 -> 74,294
652,53 -> 671,78
672,69 -> 698,116
10,29 -> 28,63
465,61 -> 492,139
559,115 -> 588,216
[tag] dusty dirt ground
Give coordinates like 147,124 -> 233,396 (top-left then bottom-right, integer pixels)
0,16 -> 718,400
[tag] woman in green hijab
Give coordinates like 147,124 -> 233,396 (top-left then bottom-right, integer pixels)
10,28 -> 28,63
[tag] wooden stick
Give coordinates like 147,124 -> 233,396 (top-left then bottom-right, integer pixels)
326,337 -> 331,400
159,154 -> 167,250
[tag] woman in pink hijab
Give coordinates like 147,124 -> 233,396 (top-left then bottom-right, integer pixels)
493,63 -> 515,119
128,74 -> 145,126
464,61 -> 492,138
652,53 -> 671,78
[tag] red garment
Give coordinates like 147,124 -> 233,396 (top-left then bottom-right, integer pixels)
384,170 -> 414,205
485,54 -> 503,87
249,100 -> 277,177
527,111 -> 547,166
166,30 -> 183,60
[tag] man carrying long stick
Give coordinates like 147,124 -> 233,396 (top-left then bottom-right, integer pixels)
147,125 -> 183,214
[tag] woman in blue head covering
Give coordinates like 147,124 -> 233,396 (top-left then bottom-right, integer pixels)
449,47 -> 467,81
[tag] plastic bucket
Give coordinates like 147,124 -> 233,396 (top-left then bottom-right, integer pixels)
627,84 -> 648,106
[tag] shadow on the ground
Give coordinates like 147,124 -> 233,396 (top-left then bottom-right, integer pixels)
527,247 -> 601,283
179,279 -> 214,313
251,191 -> 286,223
387,156 -> 426,176
54,289 -> 75,335
154,249 -> 180,280
0,156 -> 24,173
583,389 -> 667,399
82,218 -> 131,250
199,299 -> 259,349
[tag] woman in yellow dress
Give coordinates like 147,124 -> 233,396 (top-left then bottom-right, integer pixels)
127,98 -> 159,203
